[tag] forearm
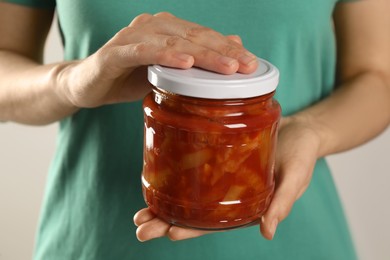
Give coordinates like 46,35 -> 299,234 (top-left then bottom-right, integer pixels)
0,51 -> 78,125
295,72 -> 390,158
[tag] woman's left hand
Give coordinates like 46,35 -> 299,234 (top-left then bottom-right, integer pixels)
133,115 -> 322,241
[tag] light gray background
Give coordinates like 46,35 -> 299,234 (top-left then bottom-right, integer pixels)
1,20 -> 389,260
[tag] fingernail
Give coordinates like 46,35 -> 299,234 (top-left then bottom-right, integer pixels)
270,219 -> 278,239
239,54 -> 257,66
218,56 -> 237,67
136,232 -> 145,242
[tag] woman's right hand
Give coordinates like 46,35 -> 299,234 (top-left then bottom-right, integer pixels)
56,12 -> 258,108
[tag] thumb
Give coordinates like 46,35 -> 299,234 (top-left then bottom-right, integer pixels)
260,180 -> 298,240
260,161 -> 312,240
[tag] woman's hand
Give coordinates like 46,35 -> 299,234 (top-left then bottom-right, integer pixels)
259,115 -> 320,239
56,12 -> 258,108
133,116 -> 321,241
0,8 -> 256,125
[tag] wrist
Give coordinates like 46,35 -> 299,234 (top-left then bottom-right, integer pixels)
49,61 -> 81,112
284,112 -> 332,158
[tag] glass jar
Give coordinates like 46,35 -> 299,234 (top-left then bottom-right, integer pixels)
142,59 -> 281,230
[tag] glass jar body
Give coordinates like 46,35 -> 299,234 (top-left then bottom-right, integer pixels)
142,87 -> 281,230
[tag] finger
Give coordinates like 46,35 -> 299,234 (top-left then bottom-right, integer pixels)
136,217 -> 171,242
179,26 -> 256,70
260,167 -> 303,240
102,43 -> 194,72
111,37 -> 241,74
156,35 -> 239,74
133,208 -> 156,227
167,225 -> 217,241
169,25 -> 257,73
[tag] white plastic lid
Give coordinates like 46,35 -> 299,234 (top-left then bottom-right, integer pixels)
148,58 -> 279,99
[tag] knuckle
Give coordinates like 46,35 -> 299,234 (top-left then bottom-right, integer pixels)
219,44 -> 241,57
114,27 -> 127,37
130,13 -> 153,26
184,26 -> 213,40
115,26 -> 136,39
230,35 -> 242,41
154,11 -> 175,18
197,48 -> 212,59
228,35 -> 243,45
165,36 -> 182,48
132,42 -> 148,57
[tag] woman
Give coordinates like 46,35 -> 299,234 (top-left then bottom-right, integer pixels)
0,0 -> 389,259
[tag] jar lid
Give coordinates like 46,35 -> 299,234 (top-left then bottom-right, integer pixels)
148,58 -> 279,99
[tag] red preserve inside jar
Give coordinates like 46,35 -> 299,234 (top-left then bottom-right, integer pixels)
142,59 -> 281,230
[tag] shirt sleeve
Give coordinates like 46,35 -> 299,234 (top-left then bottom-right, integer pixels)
0,0 -> 55,8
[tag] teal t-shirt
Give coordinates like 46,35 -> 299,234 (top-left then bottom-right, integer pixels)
5,0 -> 358,259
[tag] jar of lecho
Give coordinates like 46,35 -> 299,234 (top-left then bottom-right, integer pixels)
142,58 -> 281,230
